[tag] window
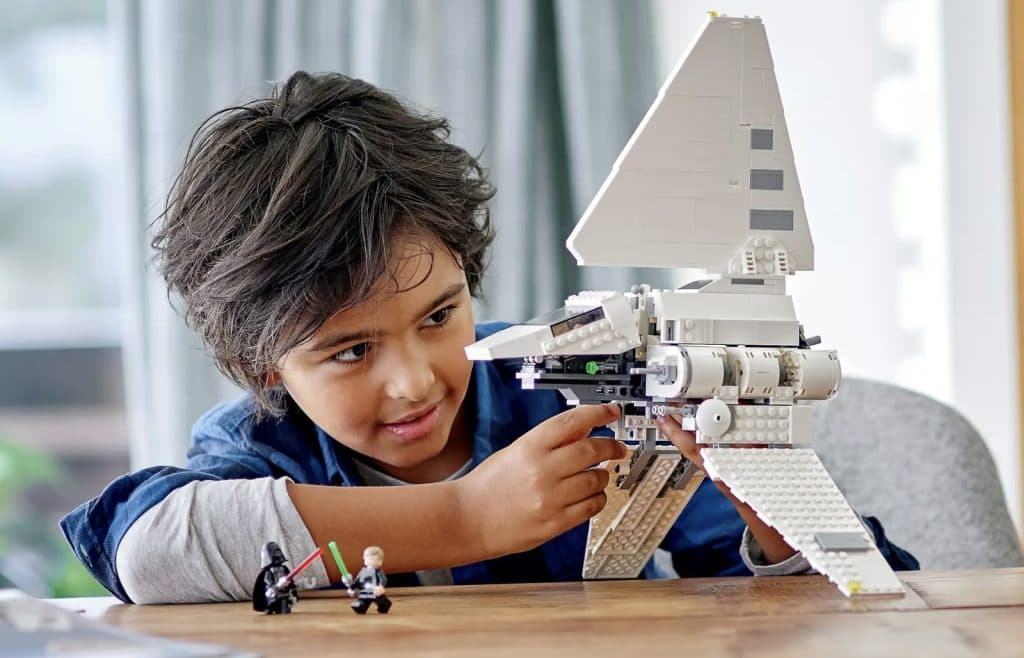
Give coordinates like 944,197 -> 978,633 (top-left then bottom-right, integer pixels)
0,0 -> 124,597
750,169 -> 784,190
750,128 -> 774,149
749,209 -> 794,231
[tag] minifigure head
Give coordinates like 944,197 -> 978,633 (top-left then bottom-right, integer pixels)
363,546 -> 384,569
153,72 -> 494,481
261,541 -> 287,568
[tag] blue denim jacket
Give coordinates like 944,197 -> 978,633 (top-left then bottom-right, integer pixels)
61,322 -> 919,602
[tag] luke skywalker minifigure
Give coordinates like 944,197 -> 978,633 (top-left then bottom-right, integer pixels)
343,546 -> 391,614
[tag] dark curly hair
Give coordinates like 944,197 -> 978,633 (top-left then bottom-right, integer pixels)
152,71 -> 495,417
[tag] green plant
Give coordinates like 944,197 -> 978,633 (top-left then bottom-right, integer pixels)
0,439 -> 107,597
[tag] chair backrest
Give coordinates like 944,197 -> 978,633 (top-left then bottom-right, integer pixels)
814,377 -> 1023,569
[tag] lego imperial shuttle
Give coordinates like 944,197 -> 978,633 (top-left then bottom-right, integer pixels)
465,14 -> 905,596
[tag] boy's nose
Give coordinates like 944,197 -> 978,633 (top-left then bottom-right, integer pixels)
383,352 -> 436,402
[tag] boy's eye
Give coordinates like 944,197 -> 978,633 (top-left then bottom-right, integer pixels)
333,342 -> 370,364
425,304 -> 457,327
330,305 -> 456,366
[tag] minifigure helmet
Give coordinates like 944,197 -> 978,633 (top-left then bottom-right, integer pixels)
260,541 -> 288,568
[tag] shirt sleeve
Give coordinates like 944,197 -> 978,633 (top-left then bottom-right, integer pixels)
739,527 -> 814,575
861,515 -> 920,571
115,476 -> 327,603
738,514 -> 919,576
59,420 -> 277,603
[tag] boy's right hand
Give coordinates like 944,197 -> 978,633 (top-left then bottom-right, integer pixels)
455,403 -> 625,559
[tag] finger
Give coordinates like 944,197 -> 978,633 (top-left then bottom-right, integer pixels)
560,491 -> 609,528
557,466 -> 611,504
550,437 -> 627,476
534,403 -> 622,450
655,414 -> 703,468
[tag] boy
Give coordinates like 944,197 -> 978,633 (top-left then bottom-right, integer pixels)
62,72 -> 917,603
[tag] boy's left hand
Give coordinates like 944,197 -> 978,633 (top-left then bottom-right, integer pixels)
655,413 -> 798,564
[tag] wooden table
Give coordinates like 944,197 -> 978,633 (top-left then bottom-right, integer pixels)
52,569 -> 1024,657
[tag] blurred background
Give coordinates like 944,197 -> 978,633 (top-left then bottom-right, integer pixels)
1,0 -> 1020,596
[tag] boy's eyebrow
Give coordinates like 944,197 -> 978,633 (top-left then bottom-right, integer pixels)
307,282 -> 466,353
417,282 -> 466,317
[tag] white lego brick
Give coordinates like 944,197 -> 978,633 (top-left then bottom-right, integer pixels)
655,290 -> 798,324
565,290 -> 620,309
710,319 -> 799,346
464,324 -> 551,360
465,298 -> 641,360
645,344 -> 727,399
702,448 -> 905,596
543,320 -> 638,356
730,237 -> 796,277
622,415 -> 658,429
769,387 -> 796,404
787,404 -> 814,447
695,403 -> 812,446
661,317 -> 712,344
653,290 -> 800,347
780,349 -> 841,400
598,293 -> 643,347
725,347 -> 782,397
658,316 -> 799,347
540,294 -> 641,356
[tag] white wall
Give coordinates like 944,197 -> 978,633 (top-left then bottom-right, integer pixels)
940,0 -> 1019,534
653,0 -> 1020,531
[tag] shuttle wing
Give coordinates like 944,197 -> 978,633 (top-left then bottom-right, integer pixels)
568,15 -> 813,275
702,448 -> 905,595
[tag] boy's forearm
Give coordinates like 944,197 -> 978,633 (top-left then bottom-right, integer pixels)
286,480 -> 478,581
735,503 -> 797,563
713,481 -> 796,563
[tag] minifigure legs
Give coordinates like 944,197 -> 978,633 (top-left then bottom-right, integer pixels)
351,595 -> 391,614
267,597 -> 294,614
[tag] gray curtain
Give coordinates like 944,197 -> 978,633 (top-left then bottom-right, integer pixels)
112,0 -> 678,467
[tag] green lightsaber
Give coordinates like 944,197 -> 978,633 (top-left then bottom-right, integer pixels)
328,541 -> 352,580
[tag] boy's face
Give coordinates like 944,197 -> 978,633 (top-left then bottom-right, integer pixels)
274,234 -> 476,480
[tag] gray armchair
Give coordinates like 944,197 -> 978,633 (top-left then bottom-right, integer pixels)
815,377 -> 1023,569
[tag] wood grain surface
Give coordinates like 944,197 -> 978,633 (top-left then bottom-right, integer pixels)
51,569 -> 1024,657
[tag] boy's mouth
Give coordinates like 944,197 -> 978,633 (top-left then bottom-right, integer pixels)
380,403 -> 442,442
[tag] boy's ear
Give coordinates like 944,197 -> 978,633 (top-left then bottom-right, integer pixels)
264,371 -> 282,388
